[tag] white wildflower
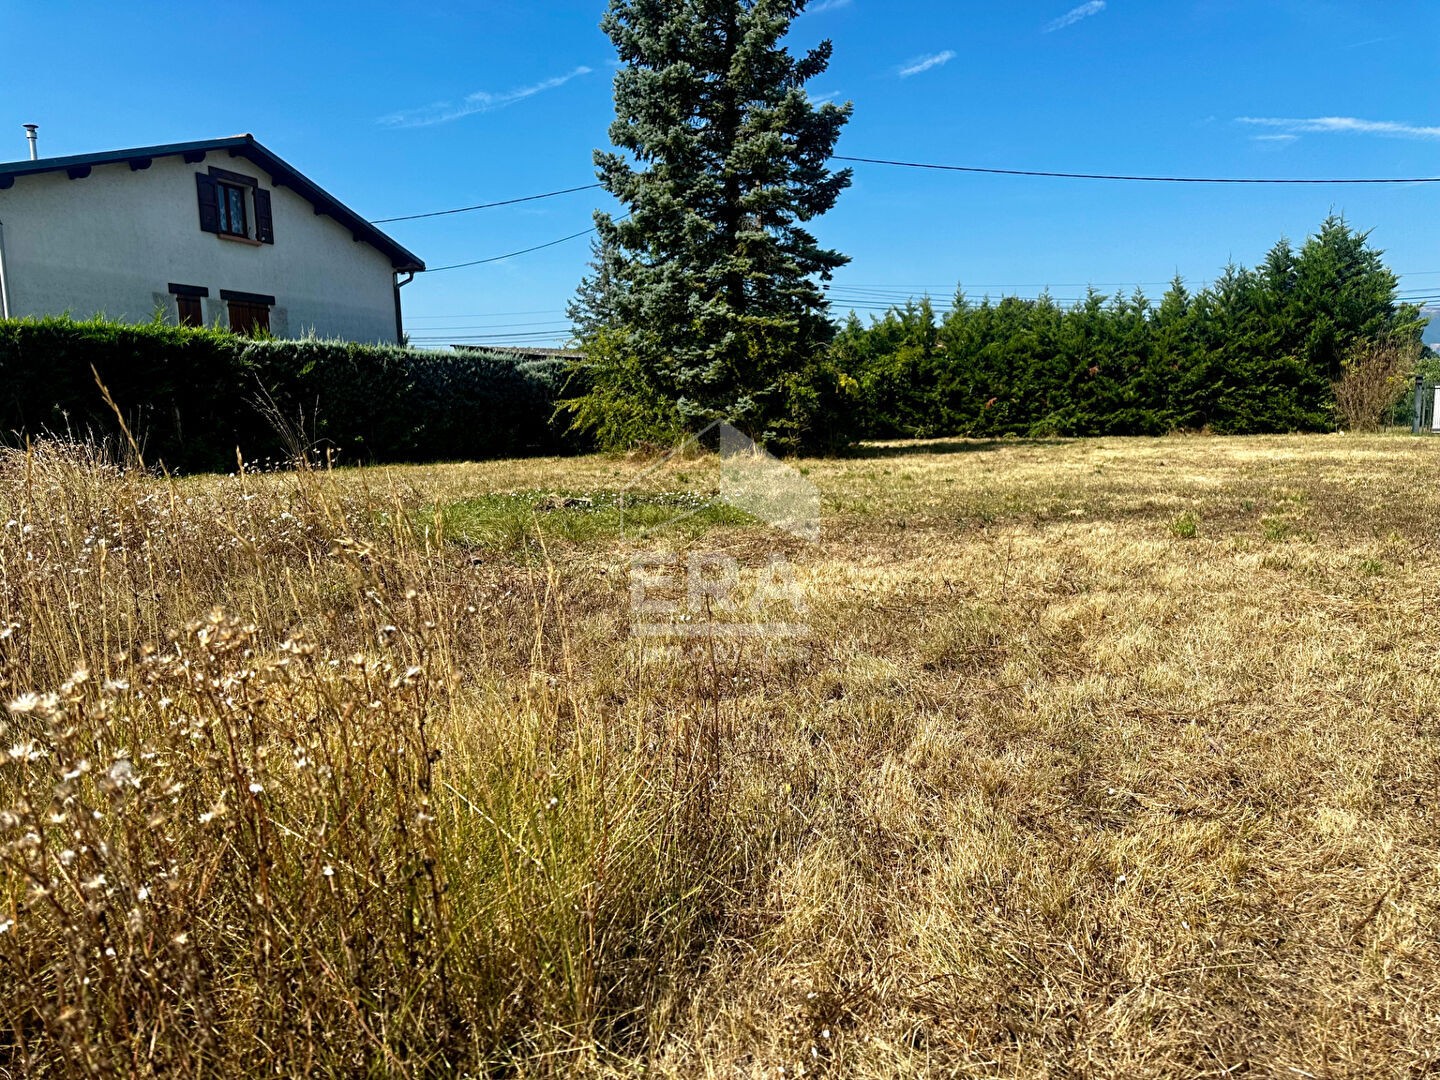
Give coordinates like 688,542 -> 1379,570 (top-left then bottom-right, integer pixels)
62,760 -> 91,781
8,741 -> 44,763
107,758 -> 137,788
7,693 -> 42,715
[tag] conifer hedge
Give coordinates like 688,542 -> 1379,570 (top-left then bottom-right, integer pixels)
827,217 -> 1428,439
0,317 -> 577,471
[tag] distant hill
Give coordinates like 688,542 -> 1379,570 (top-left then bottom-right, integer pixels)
1424,306 -> 1440,348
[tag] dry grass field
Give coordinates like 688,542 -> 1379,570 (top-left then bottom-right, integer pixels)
3,433 -> 1439,1077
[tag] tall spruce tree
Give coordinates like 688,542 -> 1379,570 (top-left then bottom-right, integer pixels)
565,0 -> 853,450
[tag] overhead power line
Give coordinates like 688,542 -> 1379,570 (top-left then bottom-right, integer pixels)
372,154 -> 1440,232
375,154 -> 1440,233
371,183 -> 602,224
411,331 -> 576,343
404,320 -> 572,332
834,155 -> 1440,185
421,213 -> 630,274
405,309 -> 567,320
423,225 -> 600,273
384,152 -> 1440,279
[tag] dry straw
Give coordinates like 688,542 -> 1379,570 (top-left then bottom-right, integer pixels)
2,433 -> 1439,1076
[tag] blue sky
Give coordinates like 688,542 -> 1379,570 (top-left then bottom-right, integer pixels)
7,0 -> 1440,345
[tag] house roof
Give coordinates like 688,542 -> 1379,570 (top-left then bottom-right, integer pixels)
0,134 -> 424,272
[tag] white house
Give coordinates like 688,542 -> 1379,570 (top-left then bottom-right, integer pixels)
0,134 -> 424,344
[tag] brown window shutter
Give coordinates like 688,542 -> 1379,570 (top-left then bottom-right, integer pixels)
195,174 -> 221,233
253,188 -> 274,244
228,301 -> 271,336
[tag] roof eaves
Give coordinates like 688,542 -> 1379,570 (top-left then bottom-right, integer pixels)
0,134 -> 424,273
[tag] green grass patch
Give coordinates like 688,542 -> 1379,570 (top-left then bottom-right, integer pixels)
1262,516 -> 1293,542
1170,512 -> 1199,540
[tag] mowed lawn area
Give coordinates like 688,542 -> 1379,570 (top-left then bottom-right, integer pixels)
3,434 -> 1439,1076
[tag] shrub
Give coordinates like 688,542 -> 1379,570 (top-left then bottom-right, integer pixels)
0,317 -> 580,472
557,328 -> 688,452
1332,338 -> 1420,432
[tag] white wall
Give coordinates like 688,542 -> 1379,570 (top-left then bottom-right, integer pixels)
0,152 -> 401,343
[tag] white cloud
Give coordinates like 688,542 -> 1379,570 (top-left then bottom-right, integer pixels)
1237,115 -> 1440,141
1044,1 -> 1106,33
1343,36 -> 1394,50
380,67 -> 593,128
898,50 -> 956,78
805,0 -> 852,14
1252,134 -> 1299,152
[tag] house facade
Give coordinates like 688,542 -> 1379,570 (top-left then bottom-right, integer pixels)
0,134 -> 423,344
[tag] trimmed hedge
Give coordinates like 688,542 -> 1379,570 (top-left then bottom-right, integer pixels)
827,217 -> 1426,439
0,317 -> 580,471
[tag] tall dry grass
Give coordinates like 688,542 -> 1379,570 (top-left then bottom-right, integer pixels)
2,434 -> 1440,1076
0,443 -> 754,1075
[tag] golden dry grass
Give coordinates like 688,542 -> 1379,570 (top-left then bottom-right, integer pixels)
3,433 -> 1440,1077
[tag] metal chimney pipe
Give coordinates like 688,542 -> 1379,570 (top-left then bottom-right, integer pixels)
22,124 -> 38,161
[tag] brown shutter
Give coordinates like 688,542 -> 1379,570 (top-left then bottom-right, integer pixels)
253,188 -> 274,244
195,174 -> 220,233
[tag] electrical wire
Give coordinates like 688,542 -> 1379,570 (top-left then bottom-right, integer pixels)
420,213 -> 632,274
373,155 -> 1440,233
405,320 -> 572,332
422,226 -> 600,273
371,183 -> 602,224
369,155 -> 1440,279
405,309 -> 567,320
411,331 -> 576,343
381,157 -> 1440,318
834,156 -> 1440,185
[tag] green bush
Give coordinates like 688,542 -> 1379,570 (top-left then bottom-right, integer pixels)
0,316 -> 581,472
561,323 -> 852,455
829,217 -> 1425,440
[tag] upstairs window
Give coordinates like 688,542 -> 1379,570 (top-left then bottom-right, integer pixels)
217,182 -> 248,237
196,168 -> 274,244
